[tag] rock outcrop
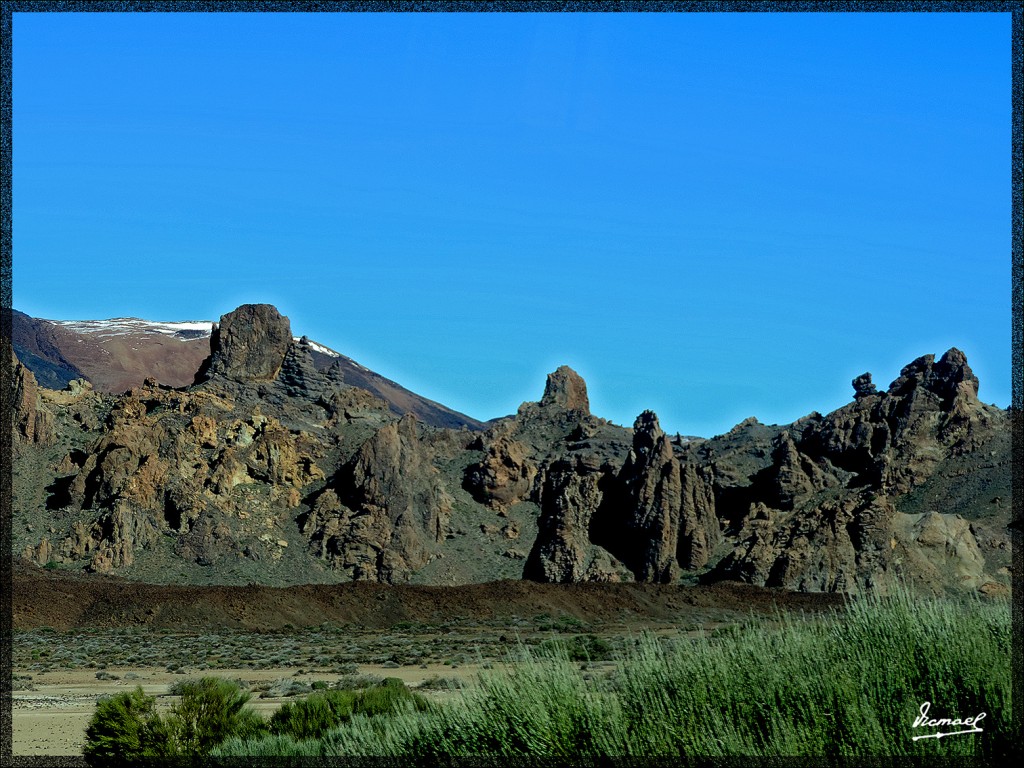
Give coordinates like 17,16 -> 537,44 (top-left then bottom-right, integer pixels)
523,454 -> 630,583
612,411 -> 686,582
540,365 -> 590,414
12,350 -> 54,444
707,347 -> 1005,594
33,378 -> 325,573
521,402 -> 720,584
277,337 -> 329,398
197,304 -> 292,383
463,436 -> 538,509
301,415 -> 452,583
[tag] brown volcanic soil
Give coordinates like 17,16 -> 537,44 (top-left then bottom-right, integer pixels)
12,559 -> 844,632
47,324 -> 212,393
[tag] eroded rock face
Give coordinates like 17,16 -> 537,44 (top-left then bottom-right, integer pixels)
614,411 -> 685,582
540,365 -> 590,414
34,380 -> 325,572
708,347 -> 1005,594
715,493 -> 893,593
12,326 -> 1009,596
463,437 -> 538,509
611,411 -> 721,580
891,511 -> 988,591
302,414 -> 452,583
12,351 -> 54,444
277,339 -> 328,399
524,408 -> 720,584
766,431 -> 838,511
523,455 -> 631,583
199,304 -> 292,383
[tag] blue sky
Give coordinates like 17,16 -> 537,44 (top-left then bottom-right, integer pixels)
12,11 -> 1012,436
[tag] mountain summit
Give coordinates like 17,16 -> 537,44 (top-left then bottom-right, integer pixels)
13,305 -> 483,430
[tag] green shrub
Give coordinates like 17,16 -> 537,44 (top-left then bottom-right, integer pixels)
269,678 -> 430,742
84,677 -> 267,763
270,689 -> 358,740
539,634 -> 614,662
83,687 -> 166,766
170,677 -> 268,754
356,677 -> 431,718
417,675 -> 464,691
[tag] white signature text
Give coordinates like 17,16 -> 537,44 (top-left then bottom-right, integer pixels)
911,701 -> 986,741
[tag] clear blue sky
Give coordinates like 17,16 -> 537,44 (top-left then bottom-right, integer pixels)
12,11 -> 1012,437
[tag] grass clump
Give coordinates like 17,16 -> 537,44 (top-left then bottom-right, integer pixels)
603,588 -> 1012,758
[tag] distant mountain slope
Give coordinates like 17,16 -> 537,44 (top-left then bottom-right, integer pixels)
12,310 -> 484,430
12,310 -> 86,390
41,317 -> 215,393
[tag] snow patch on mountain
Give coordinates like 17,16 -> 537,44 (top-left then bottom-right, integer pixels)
46,318 -> 349,361
294,337 -> 340,358
49,318 -> 215,340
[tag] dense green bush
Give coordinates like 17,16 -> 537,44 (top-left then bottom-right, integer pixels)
84,677 -> 267,764
83,687 -> 165,766
538,633 -> 614,662
169,677 -> 268,754
269,677 -> 430,741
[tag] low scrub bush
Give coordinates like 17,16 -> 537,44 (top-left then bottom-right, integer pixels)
84,687 -> 166,766
417,675 -> 465,691
538,633 -> 614,662
269,677 -> 430,742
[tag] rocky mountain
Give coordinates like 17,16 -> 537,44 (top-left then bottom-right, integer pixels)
12,308 -> 484,430
11,303 -> 1012,597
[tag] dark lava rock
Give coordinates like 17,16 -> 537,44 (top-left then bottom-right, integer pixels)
198,304 -> 292,383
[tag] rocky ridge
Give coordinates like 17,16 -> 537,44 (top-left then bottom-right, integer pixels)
12,307 -> 484,430
11,304 -> 1012,596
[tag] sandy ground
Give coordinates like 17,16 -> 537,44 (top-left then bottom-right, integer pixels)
12,663 -> 488,756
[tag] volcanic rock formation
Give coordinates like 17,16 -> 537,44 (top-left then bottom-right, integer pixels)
302,414 -> 452,582
10,303 -> 1011,596
198,304 -> 293,383
540,365 -> 591,414
706,348 -> 1007,593
12,350 -> 54,445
